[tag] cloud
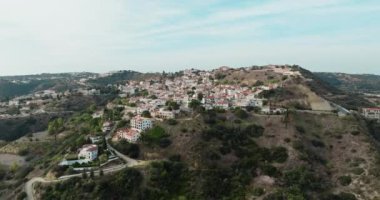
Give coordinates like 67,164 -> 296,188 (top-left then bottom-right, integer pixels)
0,0 -> 379,75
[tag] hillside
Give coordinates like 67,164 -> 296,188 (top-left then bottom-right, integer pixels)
87,70 -> 160,86
0,66 -> 379,200
35,110 -> 380,200
0,73 -> 93,101
315,72 -> 380,94
297,68 -> 375,110
0,80 -> 54,101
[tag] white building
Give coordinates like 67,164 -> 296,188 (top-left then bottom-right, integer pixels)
102,121 -> 113,133
116,128 -> 141,143
78,144 -> 98,161
214,100 -> 230,109
88,89 -> 100,95
262,106 -> 287,115
8,100 -> 19,106
42,89 -> 58,98
131,116 -> 153,131
155,108 -> 176,119
247,98 -> 264,107
89,136 -> 103,143
363,108 -> 380,120
92,110 -> 104,119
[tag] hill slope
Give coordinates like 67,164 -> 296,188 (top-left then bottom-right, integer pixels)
315,72 -> 380,94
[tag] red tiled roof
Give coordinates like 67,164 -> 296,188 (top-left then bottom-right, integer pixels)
81,144 -> 98,152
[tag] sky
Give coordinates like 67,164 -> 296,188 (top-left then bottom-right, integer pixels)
0,0 -> 379,75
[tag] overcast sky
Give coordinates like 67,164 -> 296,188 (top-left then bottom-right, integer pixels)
0,0 -> 379,75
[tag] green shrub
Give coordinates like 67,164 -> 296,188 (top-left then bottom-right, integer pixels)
149,161 -> 186,195
292,140 -> 304,151
271,147 -> 288,163
15,165 -> 34,179
18,148 -> 29,156
338,175 -> 352,186
244,124 -> 265,138
166,119 -> 178,125
141,126 -> 169,145
219,146 -> 231,155
234,109 -> 248,119
159,138 -> 172,148
351,168 -> 364,175
263,188 -> 305,200
168,154 -> 181,162
112,140 -> 140,158
311,139 -> 325,148
82,170 -> 88,179
0,166 -> 7,180
209,151 -> 221,160
321,192 -> 357,200
180,128 -> 188,133
260,164 -> 280,177
234,119 -> 242,124
252,187 -> 265,196
16,192 -> 27,200
337,192 -> 357,200
295,125 -> 305,134
141,110 -> 151,118
351,131 -> 360,136
283,166 -> 322,190
116,120 -> 128,128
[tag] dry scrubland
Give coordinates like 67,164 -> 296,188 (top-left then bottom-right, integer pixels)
138,110 -> 380,199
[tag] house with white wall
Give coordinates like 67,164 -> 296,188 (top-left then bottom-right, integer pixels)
78,144 -> 98,161
363,108 -> 380,120
131,116 -> 153,131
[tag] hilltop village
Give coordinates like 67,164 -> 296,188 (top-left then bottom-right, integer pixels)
0,66 -> 380,200
2,65 -> 380,167
106,66 -> 300,143
55,65 -> 301,166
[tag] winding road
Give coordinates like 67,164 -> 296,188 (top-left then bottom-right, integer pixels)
25,123 -> 150,200
26,115 -> 175,200
25,164 -> 128,200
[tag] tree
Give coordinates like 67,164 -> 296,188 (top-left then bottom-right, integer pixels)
166,119 -> 178,125
197,92 -> 204,101
338,175 -> 352,186
16,192 -> 27,200
284,108 -> 290,128
253,80 -> 264,87
82,170 -> 88,179
187,90 -> 195,96
9,161 -> 19,173
271,147 -> 289,163
99,154 -> 108,164
90,169 -> 94,178
234,109 -> 248,119
48,118 -> 64,142
166,100 -> 180,110
189,99 -> 201,109
141,110 -> 152,118
149,95 -> 158,99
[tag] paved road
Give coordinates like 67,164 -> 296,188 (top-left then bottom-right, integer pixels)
106,140 -> 149,167
25,164 -> 127,200
26,139 -> 148,200
330,102 -> 351,115
105,124 -> 147,166
26,123 -> 155,200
